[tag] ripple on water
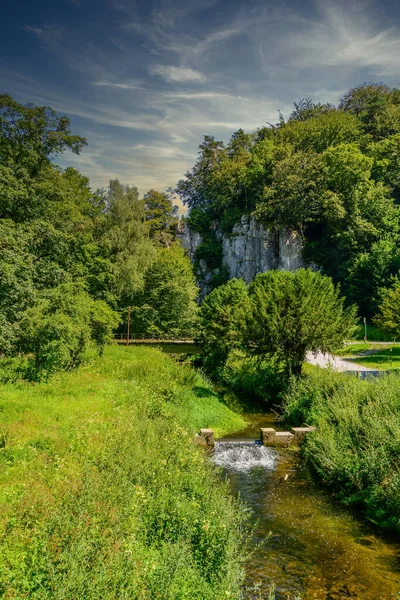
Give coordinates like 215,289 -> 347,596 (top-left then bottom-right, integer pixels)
213,442 -> 277,472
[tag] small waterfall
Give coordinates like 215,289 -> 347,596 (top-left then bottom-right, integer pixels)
214,440 -> 277,472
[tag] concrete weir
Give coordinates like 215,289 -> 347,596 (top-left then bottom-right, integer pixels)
194,426 -> 315,449
261,426 -> 315,447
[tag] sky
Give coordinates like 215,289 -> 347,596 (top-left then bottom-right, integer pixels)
1,0 -> 400,205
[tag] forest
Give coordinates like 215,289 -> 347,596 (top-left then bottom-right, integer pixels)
178,83 -> 400,319
0,94 -> 198,380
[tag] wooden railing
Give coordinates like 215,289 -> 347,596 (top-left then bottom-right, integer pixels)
114,334 -> 196,344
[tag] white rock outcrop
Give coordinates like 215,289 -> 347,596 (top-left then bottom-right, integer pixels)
177,216 -> 304,295
221,216 -> 303,282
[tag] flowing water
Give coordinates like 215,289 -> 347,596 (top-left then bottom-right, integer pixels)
215,415 -> 400,600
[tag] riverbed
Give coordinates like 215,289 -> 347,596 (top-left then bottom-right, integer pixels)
216,415 -> 400,600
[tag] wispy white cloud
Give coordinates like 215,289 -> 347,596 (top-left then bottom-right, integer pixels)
256,1 -> 400,78
149,65 -> 207,83
92,79 -> 145,90
25,24 -> 63,43
13,0 -> 400,195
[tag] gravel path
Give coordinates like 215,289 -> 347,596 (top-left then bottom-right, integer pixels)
306,351 -> 375,372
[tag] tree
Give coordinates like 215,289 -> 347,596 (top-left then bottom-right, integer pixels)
255,149 -> 325,231
374,284 -> 400,338
339,83 -> 400,139
369,134 -> 400,201
176,135 -> 226,213
0,94 -> 86,175
19,283 -> 119,380
198,279 -> 248,374
101,180 -> 155,303
280,109 -> 362,152
131,244 -> 198,338
288,98 -> 335,122
143,189 -> 178,244
346,240 -> 400,318
243,269 -> 356,377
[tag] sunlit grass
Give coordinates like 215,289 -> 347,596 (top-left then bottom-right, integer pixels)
0,345 -> 247,599
347,346 -> 400,370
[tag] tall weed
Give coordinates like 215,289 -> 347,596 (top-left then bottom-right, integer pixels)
283,369 -> 400,529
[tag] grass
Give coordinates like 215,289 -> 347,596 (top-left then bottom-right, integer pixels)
0,345 -> 248,599
283,368 -> 400,530
334,343 -> 380,356
334,344 -> 400,370
346,346 -> 400,370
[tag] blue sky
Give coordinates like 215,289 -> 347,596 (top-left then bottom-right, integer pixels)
1,0 -> 400,204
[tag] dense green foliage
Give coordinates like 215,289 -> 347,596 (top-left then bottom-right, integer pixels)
198,279 -> 248,375
131,244 -> 198,338
0,345 -> 248,598
283,368 -> 400,530
374,284 -> 400,339
177,83 -> 400,317
199,270 -> 355,399
19,283 -> 119,379
244,269 -> 356,377
0,95 -> 197,377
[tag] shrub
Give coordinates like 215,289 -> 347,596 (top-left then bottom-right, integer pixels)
19,283 -> 119,379
283,368 -> 400,529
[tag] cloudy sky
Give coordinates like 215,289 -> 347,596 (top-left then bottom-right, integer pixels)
1,0 -> 400,201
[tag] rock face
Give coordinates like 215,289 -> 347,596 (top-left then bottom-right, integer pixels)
177,216 -> 304,296
178,222 -> 202,259
220,216 -> 303,282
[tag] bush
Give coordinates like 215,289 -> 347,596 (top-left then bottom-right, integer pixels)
19,283 -> 120,379
283,368 -> 400,529
222,350 -> 285,405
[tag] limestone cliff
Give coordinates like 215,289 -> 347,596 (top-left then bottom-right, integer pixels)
178,216 -> 304,297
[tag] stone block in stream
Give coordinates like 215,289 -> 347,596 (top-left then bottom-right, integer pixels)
274,432 -> 295,447
291,427 -> 316,444
199,428 -> 215,447
260,428 -> 276,445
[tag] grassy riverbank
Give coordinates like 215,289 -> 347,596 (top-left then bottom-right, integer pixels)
0,345 -> 247,599
283,369 -> 400,530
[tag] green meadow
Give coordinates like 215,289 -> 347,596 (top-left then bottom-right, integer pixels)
0,345 -> 247,599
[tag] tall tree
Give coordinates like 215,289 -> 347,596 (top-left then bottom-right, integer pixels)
339,83 -> 400,139
0,94 -> 86,174
143,189 -> 178,244
131,244 -> 198,338
101,180 -> 155,304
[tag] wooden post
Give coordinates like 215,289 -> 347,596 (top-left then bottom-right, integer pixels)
126,306 -> 131,346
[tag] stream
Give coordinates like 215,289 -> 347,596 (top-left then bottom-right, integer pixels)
215,414 -> 400,600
